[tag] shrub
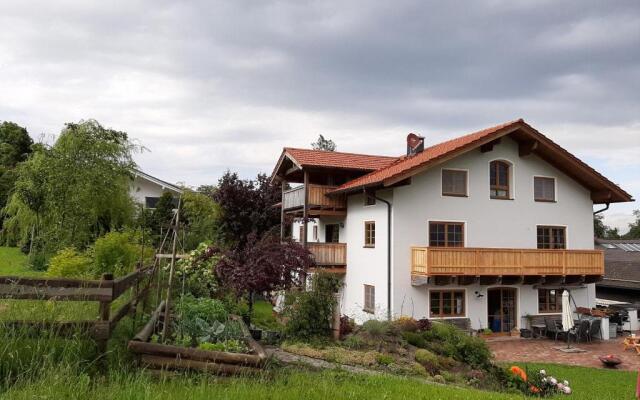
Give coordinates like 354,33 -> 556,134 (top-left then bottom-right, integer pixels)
339,315 -> 354,338
175,242 -> 220,297
341,335 -> 366,350
376,354 -> 394,366
46,248 -> 92,278
413,322 -> 493,369
93,231 -> 151,277
392,316 -> 418,332
416,318 -> 431,332
432,374 -> 446,384
411,362 -> 428,376
402,331 -> 427,348
361,319 -> 391,337
415,349 -> 440,374
283,273 -> 342,340
175,294 -> 228,344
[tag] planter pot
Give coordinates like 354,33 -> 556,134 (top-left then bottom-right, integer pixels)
520,329 -> 532,338
249,328 -> 263,341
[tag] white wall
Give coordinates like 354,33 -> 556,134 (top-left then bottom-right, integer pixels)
130,175 -> 180,207
291,217 -> 346,243
339,137 -> 596,328
342,191 -> 393,324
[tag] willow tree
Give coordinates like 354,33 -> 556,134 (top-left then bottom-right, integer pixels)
3,120 -> 138,258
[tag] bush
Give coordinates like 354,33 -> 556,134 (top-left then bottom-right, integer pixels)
93,231 -> 150,277
339,315 -> 354,338
46,248 -> 92,278
402,331 -> 427,348
416,318 -> 431,331
392,316 -> 418,332
376,354 -> 394,366
175,294 -> 229,344
361,319 -> 392,337
283,273 -> 342,340
415,349 -> 440,374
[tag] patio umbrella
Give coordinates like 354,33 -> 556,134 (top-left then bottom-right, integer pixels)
562,290 -> 574,348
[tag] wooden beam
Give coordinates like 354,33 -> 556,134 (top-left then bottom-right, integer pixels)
480,138 -> 501,153
302,171 -> 309,248
433,276 -> 454,286
479,276 -> 501,285
518,140 -> 538,157
457,276 -> 477,286
285,165 -> 301,175
591,190 -> 612,202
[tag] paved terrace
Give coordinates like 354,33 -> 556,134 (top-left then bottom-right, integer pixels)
487,333 -> 640,371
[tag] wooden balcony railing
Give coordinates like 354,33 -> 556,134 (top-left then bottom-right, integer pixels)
282,184 -> 346,210
308,243 -> 347,266
411,247 -> 604,276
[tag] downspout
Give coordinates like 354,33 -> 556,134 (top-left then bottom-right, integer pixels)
593,203 -> 610,215
365,189 -> 392,321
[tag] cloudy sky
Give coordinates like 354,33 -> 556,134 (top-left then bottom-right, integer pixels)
1,0 -> 638,232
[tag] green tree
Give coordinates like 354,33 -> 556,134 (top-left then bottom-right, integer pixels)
181,190 -> 220,250
311,134 -> 336,151
2,119 -> 137,258
624,209 -> 640,239
150,191 -> 176,240
0,122 -> 33,213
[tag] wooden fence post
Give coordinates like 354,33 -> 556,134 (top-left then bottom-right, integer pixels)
97,273 -> 113,372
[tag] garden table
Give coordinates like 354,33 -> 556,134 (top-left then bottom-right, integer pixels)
531,324 -> 546,338
622,336 -> 640,351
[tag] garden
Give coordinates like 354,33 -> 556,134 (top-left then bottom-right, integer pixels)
0,120 -> 637,399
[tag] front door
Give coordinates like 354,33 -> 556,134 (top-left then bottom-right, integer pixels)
325,224 -> 340,243
487,288 -> 517,333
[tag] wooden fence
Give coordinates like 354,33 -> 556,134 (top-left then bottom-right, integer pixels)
0,265 -> 156,364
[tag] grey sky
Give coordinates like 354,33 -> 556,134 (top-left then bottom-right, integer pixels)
0,0 -> 638,232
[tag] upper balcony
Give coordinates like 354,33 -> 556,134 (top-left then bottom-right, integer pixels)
308,242 -> 347,274
283,184 -> 346,215
411,247 -> 604,284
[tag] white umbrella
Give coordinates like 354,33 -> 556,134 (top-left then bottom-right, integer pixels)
562,290 -> 574,347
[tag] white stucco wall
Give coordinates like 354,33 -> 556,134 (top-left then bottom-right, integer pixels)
341,191 -> 393,324
388,137 -> 596,329
130,175 -> 180,207
291,217 -> 346,243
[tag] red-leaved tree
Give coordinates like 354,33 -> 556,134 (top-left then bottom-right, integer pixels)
216,233 -> 315,319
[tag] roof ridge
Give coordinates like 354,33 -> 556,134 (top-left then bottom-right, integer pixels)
284,147 -> 398,160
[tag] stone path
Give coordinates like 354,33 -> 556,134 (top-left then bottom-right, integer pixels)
487,333 -> 640,371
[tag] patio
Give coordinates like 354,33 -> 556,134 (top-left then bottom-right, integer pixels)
486,333 -> 640,371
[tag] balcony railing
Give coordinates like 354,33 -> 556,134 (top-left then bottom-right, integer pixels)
411,247 -> 604,276
282,184 -> 346,210
308,243 -> 347,266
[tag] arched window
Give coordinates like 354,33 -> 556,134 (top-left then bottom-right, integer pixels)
490,160 -> 510,199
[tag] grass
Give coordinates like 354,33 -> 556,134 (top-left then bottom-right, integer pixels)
252,299 -> 280,330
513,362 -> 637,400
0,247 -> 41,277
0,368 -> 519,400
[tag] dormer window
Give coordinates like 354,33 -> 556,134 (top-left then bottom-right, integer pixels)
490,160 -> 510,199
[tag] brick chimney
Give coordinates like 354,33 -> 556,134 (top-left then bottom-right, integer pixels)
406,133 -> 424,156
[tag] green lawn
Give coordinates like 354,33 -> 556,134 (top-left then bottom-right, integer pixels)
513,362 -> 637,400
252,299 -> 280,330
0,246 -> 41,277
0,369 -> 518,400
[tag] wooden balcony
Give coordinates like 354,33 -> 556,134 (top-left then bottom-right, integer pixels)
411,247 -> 604,279
308,243 -> 347,273
282,184 -> 346,213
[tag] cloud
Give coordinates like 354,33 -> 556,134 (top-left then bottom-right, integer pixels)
0,0 -> 638,230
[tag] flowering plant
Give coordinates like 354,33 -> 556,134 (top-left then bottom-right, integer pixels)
508,366 -> 572,396
173,242 -> 220,297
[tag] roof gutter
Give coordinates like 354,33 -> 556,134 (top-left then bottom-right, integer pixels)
365,189 -> 392,321
593,203 -> 610,215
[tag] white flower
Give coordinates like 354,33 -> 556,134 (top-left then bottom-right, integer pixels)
562,386 -> 572,394
542,377 -> 547,383
557,383 -> 565,390
539,369 -> 546,376
563,380 -> 569,386
549,377 -> 558,385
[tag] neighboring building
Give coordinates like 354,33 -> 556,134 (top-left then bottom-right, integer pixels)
130,169 -> 182,208
271,119 -> 633,332
595,238 -> 640,307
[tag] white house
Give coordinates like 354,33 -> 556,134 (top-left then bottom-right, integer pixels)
130,169 -> 182,209
271,119 -> 633,332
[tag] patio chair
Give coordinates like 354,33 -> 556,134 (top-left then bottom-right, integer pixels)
544,318 -> 564,342
569,319 -> 590,343
587,319 -> 602,342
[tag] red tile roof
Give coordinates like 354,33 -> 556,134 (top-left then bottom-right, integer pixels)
283,147 -> 397,171
331,119 -> 523,193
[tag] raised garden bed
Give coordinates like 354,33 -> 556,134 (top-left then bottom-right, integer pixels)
128,301 -> 268,375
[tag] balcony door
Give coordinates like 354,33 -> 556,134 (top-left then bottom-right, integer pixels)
487,288 -> 517,333
325,224 -> 340,243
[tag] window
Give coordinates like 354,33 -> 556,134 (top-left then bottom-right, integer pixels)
429,222 -> 464,247
538,289 -> 563,313
145,197 -> 160,209
364,194 -> 376,206
430,290 -> 465,317
364,285 -> 375,313
442,169 -> 468,197
313,225 -> 318,241
325,224 -> 340,243
534,177 -> 555,202
298,225 -> 304,242
490,160 -> 510,199
364,221 -> 375,247
537,226 -> 566,249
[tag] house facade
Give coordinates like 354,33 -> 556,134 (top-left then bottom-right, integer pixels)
271,119 -> 633,332
130,169 -> 182,209
595,238 -> 640,308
